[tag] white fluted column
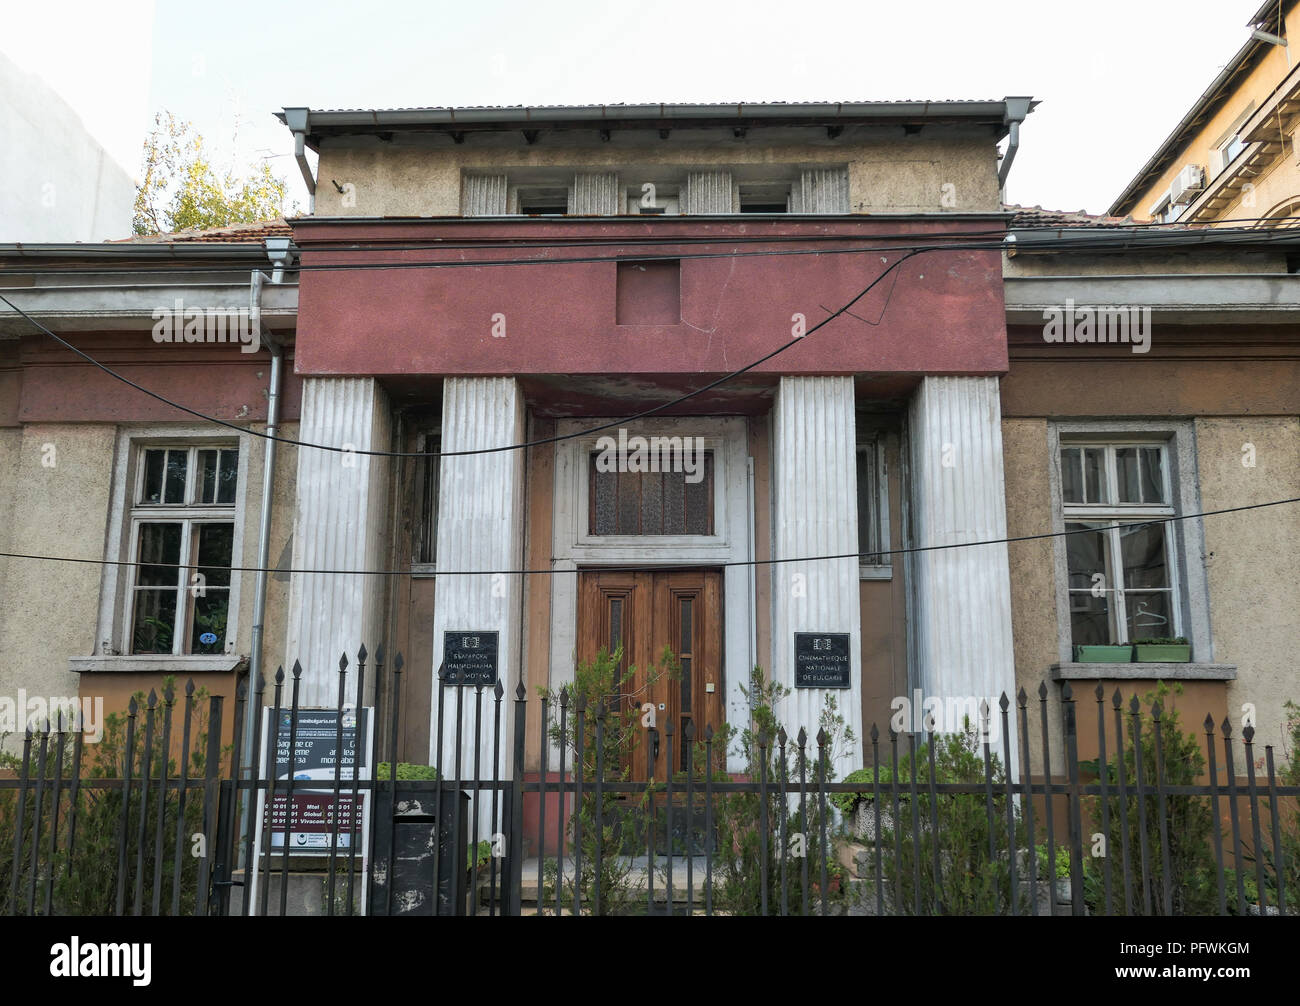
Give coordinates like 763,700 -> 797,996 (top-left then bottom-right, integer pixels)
771,377 -> 862,780
284,377 -> 392,706
430,378 -> 526,788
907,377 -> 1016,750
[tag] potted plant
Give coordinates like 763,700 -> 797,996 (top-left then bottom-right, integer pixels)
834,749 -> 931,844
1132,636 -> 1190,662
1073,641 -> 1132,662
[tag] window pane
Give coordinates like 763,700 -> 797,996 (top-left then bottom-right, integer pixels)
1140,447 -> 1164,504
1084,448 -> 1107,503
589,452 -> 713,535
641,471 -> 664,534
1125,591 -> 1173,641
198,449 -> 218,504
858,446 -> 880,560
680,597 -> 693,713
1120,522 -> 1168,589
1115,447 -> 1140,503
683,464 -> 709,534
132,589 -> 177,653
1061,447 -> 1083,504
136,523 -> 182,587
609,598 -> 622,653
217,449 -> 239,504
662,468 -> 685,535
164,449 -> 188,504
1065,522 -> 1107,591
142,449 -> 166,504
190,590 -> 229,654
591,457 -> 616,535
195,523 -> 235,588
616,471 -> 640,534
419,435 -> 440,564
1069,591 -> 1112,646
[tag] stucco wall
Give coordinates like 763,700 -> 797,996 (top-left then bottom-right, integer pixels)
1001,417 -> 1062,775
1195,416 -> 1300,759
313,135 -> 1001,217
0,412 -> 300,752
0,424 -> 115,750
999,398 -> 1300,773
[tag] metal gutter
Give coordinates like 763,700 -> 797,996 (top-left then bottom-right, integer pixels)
0,242 -> 285,260
1007,223 -> 1300,251
279,98 -> 1038,147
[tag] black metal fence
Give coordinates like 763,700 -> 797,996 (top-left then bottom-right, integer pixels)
2,647 -> 1298,916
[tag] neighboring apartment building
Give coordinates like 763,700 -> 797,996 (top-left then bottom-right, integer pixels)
1111,0 -> 1300,226
3,100 -> 1299,847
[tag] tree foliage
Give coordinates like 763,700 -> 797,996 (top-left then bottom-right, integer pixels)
132,111 -> 289,235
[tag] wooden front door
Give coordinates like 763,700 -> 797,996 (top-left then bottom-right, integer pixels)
577,569 -> 724,781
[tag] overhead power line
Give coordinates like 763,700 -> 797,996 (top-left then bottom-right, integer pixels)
0,496 -> 1295,578
0,248 -> 921,460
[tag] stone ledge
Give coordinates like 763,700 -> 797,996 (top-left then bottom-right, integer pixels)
1050,662 -> 1236,681
70,654 -> 247,674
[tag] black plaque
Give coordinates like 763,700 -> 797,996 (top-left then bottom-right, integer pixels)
793,632 -> 852,689
441,630 -> 499,686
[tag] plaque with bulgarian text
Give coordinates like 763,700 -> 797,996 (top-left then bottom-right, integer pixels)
441,630 -> 500,686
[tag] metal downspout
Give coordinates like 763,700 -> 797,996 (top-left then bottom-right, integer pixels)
240,245 -> 289,867
998,97 -> 1034,196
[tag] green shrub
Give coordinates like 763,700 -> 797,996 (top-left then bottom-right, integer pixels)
0,679 -> 221,916
1082,682 -> 1216,915
374,762 -> 438,781
883,721 -> 1021,915
703,667 -> 852,915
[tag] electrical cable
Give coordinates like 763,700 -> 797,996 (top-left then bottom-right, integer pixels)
0,248 -> 922,460
0,495 -> 1294,577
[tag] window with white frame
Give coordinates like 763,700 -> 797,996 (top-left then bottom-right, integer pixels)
1060,441 -> 1179,647
128,445 -> 239,655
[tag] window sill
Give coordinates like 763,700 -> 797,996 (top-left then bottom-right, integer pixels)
1050,662 -> 1236,682
858,565 -> 892,581
71,654 -> 247,675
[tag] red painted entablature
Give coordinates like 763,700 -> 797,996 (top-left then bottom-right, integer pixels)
291,216 -> 1009,379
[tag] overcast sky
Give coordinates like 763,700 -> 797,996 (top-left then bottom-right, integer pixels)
0,0 -> 1277,220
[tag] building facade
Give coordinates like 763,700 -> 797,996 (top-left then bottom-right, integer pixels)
3,99 -> 1299,858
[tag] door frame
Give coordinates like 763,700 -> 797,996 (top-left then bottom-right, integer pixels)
549,416 -> 753,772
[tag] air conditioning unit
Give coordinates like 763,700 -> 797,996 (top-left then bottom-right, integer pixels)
1170,163 -> 1206,205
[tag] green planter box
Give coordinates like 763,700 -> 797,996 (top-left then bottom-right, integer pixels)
1133,644 -> 1190,662
1074,645 -> 1133,662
